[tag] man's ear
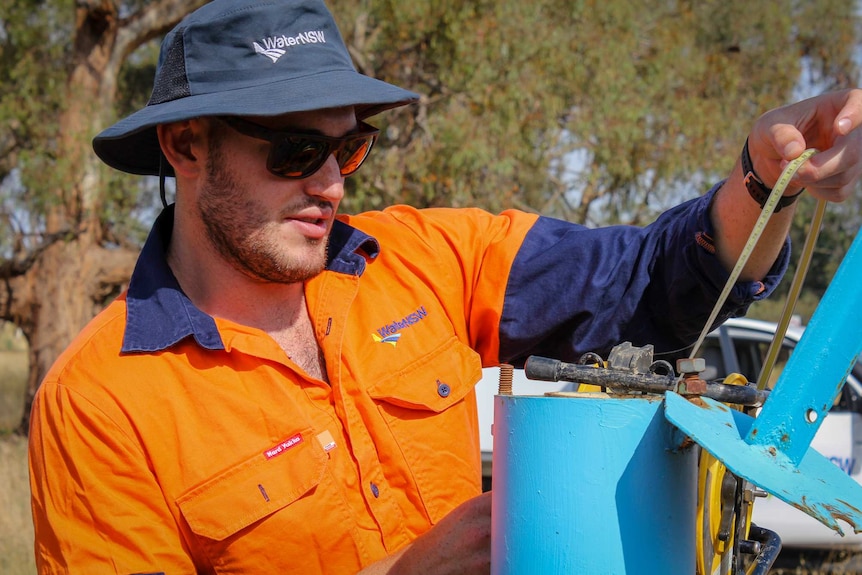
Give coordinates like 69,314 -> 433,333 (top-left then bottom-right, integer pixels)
157,119 -> 206,178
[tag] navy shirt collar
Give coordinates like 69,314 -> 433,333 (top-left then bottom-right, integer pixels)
122,205 -> 379,354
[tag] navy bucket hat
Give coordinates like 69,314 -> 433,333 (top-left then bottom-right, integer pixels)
93,0 -> 419,176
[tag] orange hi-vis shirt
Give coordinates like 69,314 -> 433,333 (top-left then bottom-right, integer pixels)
29,196 -> 787,574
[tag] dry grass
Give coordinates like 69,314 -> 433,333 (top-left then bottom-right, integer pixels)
0,435 -> 35,575
0,322 -> 28,433
0,323 -> 35,574
769,549 -> 862,574
0,349 -> 28,433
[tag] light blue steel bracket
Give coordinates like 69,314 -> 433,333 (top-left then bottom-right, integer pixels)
666,228 -> 862,535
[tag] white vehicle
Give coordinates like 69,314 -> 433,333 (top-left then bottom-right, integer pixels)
476,317 -> 862,548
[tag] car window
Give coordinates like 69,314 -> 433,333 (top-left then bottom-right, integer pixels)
751,341 -> 862,414
731,338 -> 793,389
700,338 -> 727,381
703,327 -> 862,415
701,333 -> 792,387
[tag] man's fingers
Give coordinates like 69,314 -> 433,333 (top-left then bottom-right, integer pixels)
832,88 -> 862,136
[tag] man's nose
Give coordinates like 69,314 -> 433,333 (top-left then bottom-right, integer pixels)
304,153 -> 345,202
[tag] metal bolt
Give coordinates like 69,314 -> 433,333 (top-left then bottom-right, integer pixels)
676,357 -> 706,375
498,363 -> 514,395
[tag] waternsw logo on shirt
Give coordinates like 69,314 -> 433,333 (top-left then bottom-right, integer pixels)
372,306 -> 428,347
253,30 -> 326,63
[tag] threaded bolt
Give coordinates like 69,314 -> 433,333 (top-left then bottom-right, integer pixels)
498,363 -> 514,395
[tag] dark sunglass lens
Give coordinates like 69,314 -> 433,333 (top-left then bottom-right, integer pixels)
269,137 -> 329,178
336,137 -> 374,176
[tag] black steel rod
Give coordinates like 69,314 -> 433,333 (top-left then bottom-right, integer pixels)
525,355 -> 769,406
524,356 -> 675,394
703,382 -> 770,407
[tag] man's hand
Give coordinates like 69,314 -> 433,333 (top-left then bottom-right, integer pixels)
712,88 -> 862,280
747,88 -> 862,202
360,491 -> 492,575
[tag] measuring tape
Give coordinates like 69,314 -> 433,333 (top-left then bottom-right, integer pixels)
688,147 -> 819,360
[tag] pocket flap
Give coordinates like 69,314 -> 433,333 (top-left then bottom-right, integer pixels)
177,428 -> 326,541
367,337 -> 481,412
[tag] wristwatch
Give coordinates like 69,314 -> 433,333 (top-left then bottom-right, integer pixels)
741,138 -> 804,213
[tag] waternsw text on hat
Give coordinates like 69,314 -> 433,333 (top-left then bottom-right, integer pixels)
93,0 -> 418,176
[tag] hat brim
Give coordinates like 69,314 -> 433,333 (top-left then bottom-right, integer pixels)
93,69 -> 419,176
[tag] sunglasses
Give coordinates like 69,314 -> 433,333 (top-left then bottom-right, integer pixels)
216,116 -> 380,179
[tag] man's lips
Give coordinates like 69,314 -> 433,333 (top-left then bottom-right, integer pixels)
283,208 -> 332,239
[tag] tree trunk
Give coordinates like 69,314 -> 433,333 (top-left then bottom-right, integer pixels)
15,240 -> 137,434
12,0 -> 209,435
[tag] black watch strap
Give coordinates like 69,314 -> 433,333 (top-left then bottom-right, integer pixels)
741,138 -> 803,213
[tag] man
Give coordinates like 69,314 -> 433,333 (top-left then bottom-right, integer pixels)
28,0 -> 862,573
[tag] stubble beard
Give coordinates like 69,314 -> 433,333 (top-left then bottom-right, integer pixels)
198,143 -> 329,285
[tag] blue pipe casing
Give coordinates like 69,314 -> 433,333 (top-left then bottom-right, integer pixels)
491,394 -> 696,574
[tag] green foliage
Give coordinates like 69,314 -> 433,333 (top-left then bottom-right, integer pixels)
98,36 -> 165,244
335,0 -> 858,228
0,2 -> 168,251
116,38 -> 160,118
0,0 -> 71,250
566,0 -> 810,223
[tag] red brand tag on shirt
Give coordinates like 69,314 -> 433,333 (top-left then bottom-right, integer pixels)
263,433 -> 303,459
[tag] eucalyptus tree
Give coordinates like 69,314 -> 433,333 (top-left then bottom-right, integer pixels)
337,0 -> 857,226
1,0 -> 857,432
0,0 -> 207,433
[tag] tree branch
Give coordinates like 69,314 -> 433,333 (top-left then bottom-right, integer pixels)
114,0 -> 211,63
0,230 -> 76,280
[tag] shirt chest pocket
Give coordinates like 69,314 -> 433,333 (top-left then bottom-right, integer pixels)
366,336 -> 483,524
175,428 -> 362,573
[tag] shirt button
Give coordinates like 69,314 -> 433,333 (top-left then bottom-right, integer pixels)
370,482 -> 380,498
437,381 -> 451,398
